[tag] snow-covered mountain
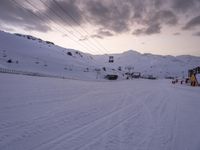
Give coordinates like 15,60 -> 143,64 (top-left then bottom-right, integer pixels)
94,50 -> 200,78
0,30 -> 104,80
0,30 -> 200,80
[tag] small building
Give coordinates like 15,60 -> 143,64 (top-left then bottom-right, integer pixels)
188,67 -> 200,77
124,72 -> 141,79
141,74 -> 157,80
104,74 -> 118,80
132,72 -> 141,78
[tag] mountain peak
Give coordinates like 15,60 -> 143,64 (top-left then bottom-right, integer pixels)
123,50 -> 141,55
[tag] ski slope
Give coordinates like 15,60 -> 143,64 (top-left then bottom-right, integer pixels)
0,73 -> 200,150
0,31 -> 103,80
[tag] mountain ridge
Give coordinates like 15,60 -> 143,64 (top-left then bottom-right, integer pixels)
1,30 -> 200,80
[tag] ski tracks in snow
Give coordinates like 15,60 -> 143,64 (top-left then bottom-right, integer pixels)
28,90 -> 156,150
0,81 -> 170,150
1,76 -> 199,150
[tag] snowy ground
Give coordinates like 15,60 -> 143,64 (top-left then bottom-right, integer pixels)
0,73 -> 200,150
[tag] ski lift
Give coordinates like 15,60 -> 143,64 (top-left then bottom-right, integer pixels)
109,56 -> 114,63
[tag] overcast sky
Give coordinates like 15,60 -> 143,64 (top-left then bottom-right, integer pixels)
0,0 -> 200,55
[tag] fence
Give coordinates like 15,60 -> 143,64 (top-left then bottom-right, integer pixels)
0,67 -> 67,79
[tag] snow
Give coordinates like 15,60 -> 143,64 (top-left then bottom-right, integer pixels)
94,50 -> 200,78
0,31 -> 103,80
0,73 -> 200,150
1,30 -> 200,80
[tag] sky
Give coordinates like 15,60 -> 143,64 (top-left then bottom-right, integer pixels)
0,0 -> 200,56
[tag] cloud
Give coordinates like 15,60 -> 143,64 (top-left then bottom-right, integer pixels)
132,10 -> 177,36
0,0 -> 199,36
97,29 -> 114,37
152,10 -> 178,25
82,1 -> 178,35
193,31 -> 200,36
132,23 -> 161,35
91,29 -> 114,39
91,34 -> 103,39
84,0 -> 131,33
145,23 -> 161,34
79,36 -> 88,41
183,16 -> 200,30
173,32 -> 181,35
171,0 -> 200,12
44,0 -> 83,26
0,0 -> 51,32
87,0 -> 198,34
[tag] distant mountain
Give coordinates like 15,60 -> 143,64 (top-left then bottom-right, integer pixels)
94,50 -> 200,78
0,30 -> 200,80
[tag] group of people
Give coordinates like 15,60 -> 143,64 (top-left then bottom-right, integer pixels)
172,79 -> 185,85
172,77 -> 197,87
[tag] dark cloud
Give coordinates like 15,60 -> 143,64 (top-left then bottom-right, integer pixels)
172,0 -> 200,12
152,10 -> 178,25
0,0 -> 199,36
91,28 -> 114,39
132,10 -> 177,36
79,36 -> 88,41
173,32 -> 181,36
91,34 -> 103,39
153,0 -> 165,8
125,0 -> 146,19
193,31 -> 200,36
183,16 -> 200,30
82,0 -> 178,35
85,0 -> 131,33
132,9 -> 177,36
132,29 -> 145,36
44,0 -> 83,26
145,23 -> 161,34
133,23 -> 161,35
97,29 -> 114,37
0,0 -> 51,32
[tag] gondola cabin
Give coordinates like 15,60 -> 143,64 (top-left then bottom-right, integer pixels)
109,56 -> 114,63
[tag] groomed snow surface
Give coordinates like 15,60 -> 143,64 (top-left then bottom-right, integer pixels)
0,73 -> 200,150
